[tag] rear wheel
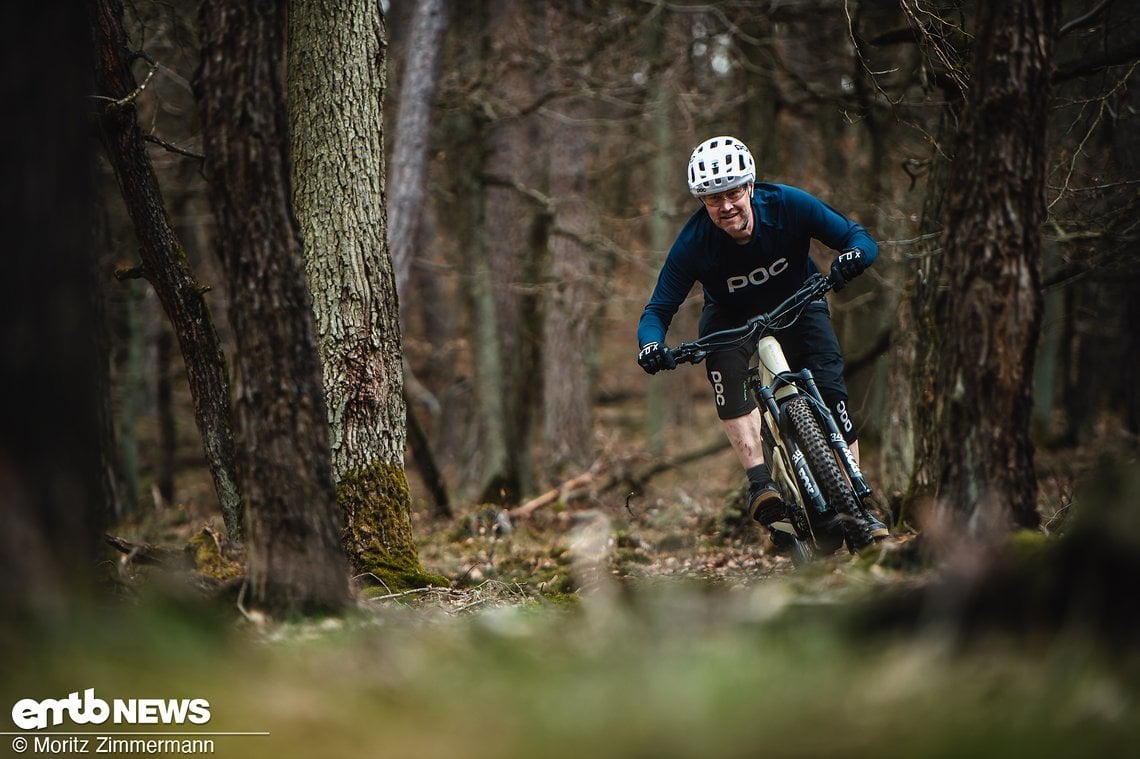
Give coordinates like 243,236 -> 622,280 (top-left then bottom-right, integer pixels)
784,397 -> 872,552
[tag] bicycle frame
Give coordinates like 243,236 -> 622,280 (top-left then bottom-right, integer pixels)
752,336 -> 872,504
669,272 -> 876,556
750,335 -> 873,551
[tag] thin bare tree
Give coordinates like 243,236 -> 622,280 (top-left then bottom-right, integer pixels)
90,0 -> 243,540
388,0 -> 452,518
389,0 -> 448,300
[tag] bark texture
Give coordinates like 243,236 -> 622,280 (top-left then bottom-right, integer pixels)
288,0 -> 439,587
911,0 -> 1057,530
197,0 -> 351,615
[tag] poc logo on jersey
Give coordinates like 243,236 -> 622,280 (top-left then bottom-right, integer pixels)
726,258 -> 789,293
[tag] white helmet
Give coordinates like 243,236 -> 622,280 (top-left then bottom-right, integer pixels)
687,136 -> 756,197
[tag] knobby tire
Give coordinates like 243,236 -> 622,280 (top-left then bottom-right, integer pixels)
784,397 -> 872,551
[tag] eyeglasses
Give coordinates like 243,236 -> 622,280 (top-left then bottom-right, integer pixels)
700,184 -> 750,207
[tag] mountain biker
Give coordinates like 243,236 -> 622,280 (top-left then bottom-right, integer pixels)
636,135 -> 887,545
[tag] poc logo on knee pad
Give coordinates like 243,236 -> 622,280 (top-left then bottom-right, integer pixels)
710,370 -> 726,406
835,400 -> 853,433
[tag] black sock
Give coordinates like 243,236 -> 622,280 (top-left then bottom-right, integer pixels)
746,463 -> 771,487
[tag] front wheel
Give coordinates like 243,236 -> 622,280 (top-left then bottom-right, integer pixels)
788,537 -> 813,567
783,397 -> 872,552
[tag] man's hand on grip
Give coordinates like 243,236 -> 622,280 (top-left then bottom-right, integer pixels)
829,247 -> 867,291
637,342 -> 677,374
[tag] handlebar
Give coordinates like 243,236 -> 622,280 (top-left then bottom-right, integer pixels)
668,272 -> 836,365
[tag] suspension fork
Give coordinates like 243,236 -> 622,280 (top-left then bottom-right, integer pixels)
797,369 -> 873,502
750,373 -> 830,519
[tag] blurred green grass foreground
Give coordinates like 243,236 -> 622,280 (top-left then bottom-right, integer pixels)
4,460 -> 1140,759
3,582 -> 1136,759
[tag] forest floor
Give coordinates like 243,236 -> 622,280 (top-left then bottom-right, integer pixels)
109,435 -> 928,605
103,414 -> 1115,605
409,482 -> 922,604
15,429 -> 1137,758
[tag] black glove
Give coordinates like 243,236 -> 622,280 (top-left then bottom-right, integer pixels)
637,342 -> 677,374
829,248 -> 868,291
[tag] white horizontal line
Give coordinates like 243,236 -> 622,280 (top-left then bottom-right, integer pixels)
1,732 -> 270,736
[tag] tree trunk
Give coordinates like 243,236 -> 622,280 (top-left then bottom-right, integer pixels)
476,0 -> 545,502
288,0 -> 442,589
90,0 -> 243,541
156,326 -> 176,507
389,0 -> 448,300
442,91 -> 507,500
94,240 -> 123,531
1,1 -> 103,633
528,4 -> 611,478
404,393 -> 452,517
95,193 -> 129,523
644,6 -> 675,457
882,160 -> 950,516
911,0 -> 1057,531
197,0 -> 351,616
540,115 -> 595,475
117,276 -> 146,517
469,187 -> 516,502
887,1 -> 970,522
388,0 -> 452,518
739,14 -> 783,178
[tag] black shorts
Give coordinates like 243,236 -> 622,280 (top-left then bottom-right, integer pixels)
700,300 -> 858,442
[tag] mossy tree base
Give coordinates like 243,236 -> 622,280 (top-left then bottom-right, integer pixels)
338,462 -> 449,591
187,526 -> 244,584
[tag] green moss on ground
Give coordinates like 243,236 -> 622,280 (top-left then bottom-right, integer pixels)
186,526 -> 244,583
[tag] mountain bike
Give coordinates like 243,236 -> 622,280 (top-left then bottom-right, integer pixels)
668,272 -> 877,563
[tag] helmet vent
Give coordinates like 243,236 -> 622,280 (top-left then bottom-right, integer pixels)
686,135 -> 756,197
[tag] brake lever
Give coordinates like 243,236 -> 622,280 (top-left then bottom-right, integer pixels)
669,347 -> 707,365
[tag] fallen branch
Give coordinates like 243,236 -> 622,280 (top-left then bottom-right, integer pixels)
104,533 -> 184,566
511,465 -> 604,520
627,438 -> 731,486
509,438 -> 731,520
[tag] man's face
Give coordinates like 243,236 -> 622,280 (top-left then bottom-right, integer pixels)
701,183 -> 753,242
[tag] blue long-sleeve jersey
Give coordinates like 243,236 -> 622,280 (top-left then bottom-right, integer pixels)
637,183 -> 877,348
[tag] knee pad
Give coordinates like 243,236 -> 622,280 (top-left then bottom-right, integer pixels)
823,395 -> 858,444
